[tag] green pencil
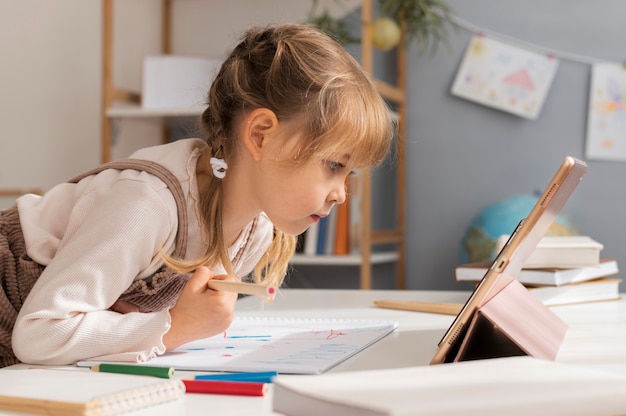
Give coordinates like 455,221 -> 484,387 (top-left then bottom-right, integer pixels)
91,363 -> 175,379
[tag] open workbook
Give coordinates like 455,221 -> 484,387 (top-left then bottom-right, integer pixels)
78,316 -> 398,375
0,368 -> 185,416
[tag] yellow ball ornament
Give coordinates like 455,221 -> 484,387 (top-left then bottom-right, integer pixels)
372,17 -> 401,51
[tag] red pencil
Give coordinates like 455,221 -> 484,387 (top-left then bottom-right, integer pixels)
182,379 -> 268,396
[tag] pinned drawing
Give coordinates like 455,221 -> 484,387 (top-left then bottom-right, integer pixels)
586,63 -> 626,161
451,34 -> 559,119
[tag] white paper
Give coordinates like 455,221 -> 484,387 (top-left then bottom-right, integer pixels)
451,35 -> 559,119
79,317 -> 398,375
586,62 -> 626,161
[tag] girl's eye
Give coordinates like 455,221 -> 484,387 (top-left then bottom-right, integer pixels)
327,160 -> 345,172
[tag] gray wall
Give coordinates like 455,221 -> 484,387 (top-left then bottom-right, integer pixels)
406,0 -> 626,291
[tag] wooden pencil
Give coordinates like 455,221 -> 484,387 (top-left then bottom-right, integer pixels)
207,280 -> 276,301
373,300 -> 462,315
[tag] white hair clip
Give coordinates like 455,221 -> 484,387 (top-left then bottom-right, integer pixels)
210,157 -> 228,179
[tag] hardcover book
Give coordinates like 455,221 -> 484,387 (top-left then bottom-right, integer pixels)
456,258 -> 618,286
527,278 -> 621,306
495,235 -> 603,269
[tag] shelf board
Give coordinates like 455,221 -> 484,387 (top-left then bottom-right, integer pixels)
289,252 -> 398,266
105,102 -> 397,122
106,103 -> 206,118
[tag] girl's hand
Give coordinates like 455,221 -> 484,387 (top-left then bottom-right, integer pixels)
163,266 -> 238,350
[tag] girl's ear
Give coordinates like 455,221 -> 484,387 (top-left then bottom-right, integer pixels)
242,108 -> 279,161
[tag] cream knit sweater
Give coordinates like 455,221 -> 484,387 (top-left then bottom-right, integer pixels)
12,139 -> 272,365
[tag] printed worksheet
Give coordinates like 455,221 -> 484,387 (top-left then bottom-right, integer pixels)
78,317 -> 398,375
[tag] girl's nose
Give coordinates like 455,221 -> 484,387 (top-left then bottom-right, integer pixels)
329,181 -> 347,205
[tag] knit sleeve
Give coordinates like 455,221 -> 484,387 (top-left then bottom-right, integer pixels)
12,175 -> 179,365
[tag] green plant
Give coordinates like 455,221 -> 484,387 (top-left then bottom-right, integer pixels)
306,0 -> 360,44
380,0 -> 452,54
307,0 -> 452,53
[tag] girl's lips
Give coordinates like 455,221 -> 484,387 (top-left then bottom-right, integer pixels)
310,213 -> 327,223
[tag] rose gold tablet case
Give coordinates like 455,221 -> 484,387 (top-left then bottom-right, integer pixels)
430,155 -> 588,365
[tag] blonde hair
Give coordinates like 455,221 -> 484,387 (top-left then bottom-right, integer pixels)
166,24 -> 394,287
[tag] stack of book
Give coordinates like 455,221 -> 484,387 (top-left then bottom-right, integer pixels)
455,235 -> 621,306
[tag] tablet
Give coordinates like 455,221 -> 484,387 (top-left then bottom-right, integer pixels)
430,155 -> 588,365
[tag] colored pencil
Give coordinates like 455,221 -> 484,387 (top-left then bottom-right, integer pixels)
194,371 -> 277,383
182,379 -> 268,396
207,280 -> 276,301
373,300 -> 462,315
90,363 -> 175,379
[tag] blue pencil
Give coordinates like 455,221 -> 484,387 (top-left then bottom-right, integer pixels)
194,371 -> 278,383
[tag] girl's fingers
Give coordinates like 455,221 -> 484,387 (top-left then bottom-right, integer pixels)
186,266 -> 215,291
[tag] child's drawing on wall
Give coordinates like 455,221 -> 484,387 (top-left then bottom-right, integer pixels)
451,34 -> 559,120
586,63 -> 626,161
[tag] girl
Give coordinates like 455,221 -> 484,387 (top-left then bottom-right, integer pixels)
0,23 -> 394,367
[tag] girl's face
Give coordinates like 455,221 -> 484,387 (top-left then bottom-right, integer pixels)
252,133 -> 351,237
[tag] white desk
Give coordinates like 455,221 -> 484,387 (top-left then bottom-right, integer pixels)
4,289 -> 626,415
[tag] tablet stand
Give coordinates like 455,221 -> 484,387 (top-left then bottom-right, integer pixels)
455,278 -> 568,362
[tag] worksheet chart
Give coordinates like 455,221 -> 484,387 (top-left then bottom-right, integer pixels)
147,316 -> 398,374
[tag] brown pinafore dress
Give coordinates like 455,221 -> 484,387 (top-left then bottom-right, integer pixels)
0,160 -> 191,368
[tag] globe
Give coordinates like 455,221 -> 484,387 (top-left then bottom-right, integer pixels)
460,194 -> 578,264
